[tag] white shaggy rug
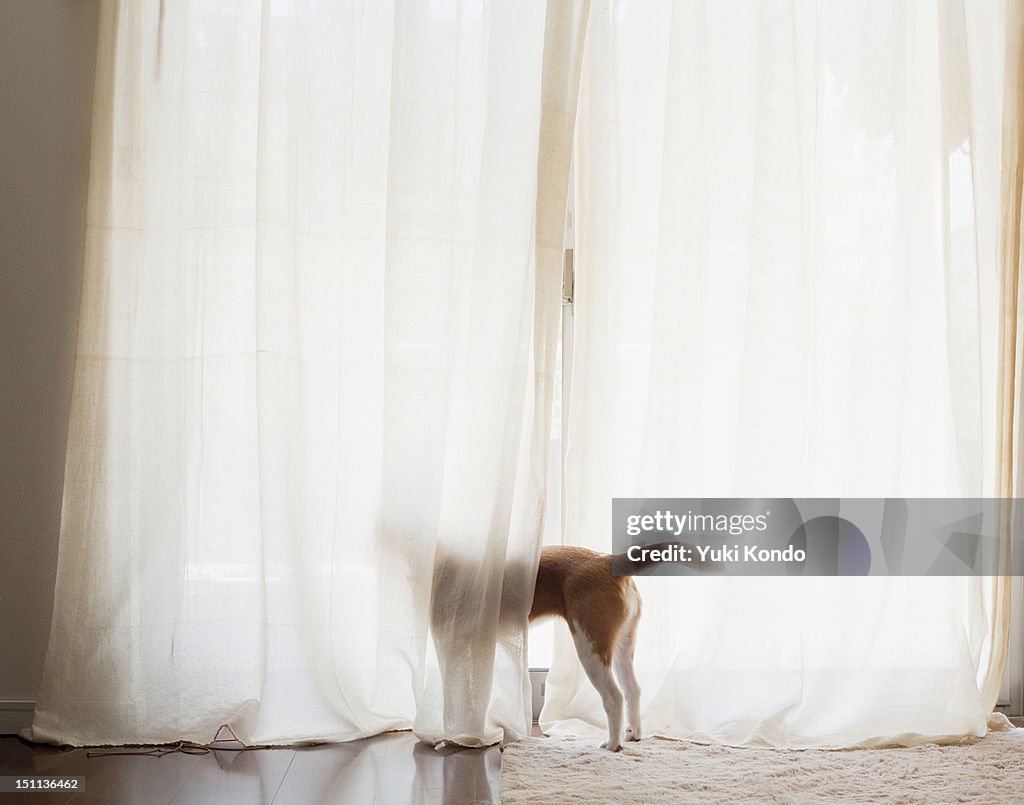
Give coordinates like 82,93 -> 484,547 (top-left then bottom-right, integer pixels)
500,730 -> 1024,804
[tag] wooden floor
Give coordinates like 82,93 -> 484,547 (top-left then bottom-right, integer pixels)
0,732 -> 503,804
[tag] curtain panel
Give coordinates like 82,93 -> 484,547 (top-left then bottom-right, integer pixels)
544,0 -> 1021,747
29,0 -> 586,747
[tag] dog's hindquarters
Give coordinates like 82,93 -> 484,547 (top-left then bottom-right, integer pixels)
533,547 -> 643,751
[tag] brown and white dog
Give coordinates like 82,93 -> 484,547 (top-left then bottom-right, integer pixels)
529,545 -> 645,751
429,541 -> 695,751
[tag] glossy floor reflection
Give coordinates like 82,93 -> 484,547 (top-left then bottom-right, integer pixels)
0,731 -> 502,804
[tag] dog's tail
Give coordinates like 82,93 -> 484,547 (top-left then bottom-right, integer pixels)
612,541 -> 723,576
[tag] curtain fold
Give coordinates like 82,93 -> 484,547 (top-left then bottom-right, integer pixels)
546,0 -> 1019,748
29,0 -> 583,747
984,0 -> 1024,714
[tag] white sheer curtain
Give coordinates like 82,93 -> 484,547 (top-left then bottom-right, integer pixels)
29,0 -> 584,747
545,0 -> 1018,747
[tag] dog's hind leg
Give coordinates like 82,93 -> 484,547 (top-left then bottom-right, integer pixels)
570,623 -> 624,751
613,598 -> 642,742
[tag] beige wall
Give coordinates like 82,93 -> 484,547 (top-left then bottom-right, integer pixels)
0,0 -> 99,729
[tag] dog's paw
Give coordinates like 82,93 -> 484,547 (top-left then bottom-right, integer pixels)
599,739 -> 622,752
625,727 -> 642,742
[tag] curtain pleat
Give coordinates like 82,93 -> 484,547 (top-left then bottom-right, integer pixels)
982,0 -> 1024,715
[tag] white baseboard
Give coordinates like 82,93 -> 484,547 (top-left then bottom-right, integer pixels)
0,700 -> 34,735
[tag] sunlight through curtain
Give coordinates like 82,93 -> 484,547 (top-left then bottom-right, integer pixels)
28,0 -> 1022,752
546,0 -> 1021,747
29,0 -> 585,747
